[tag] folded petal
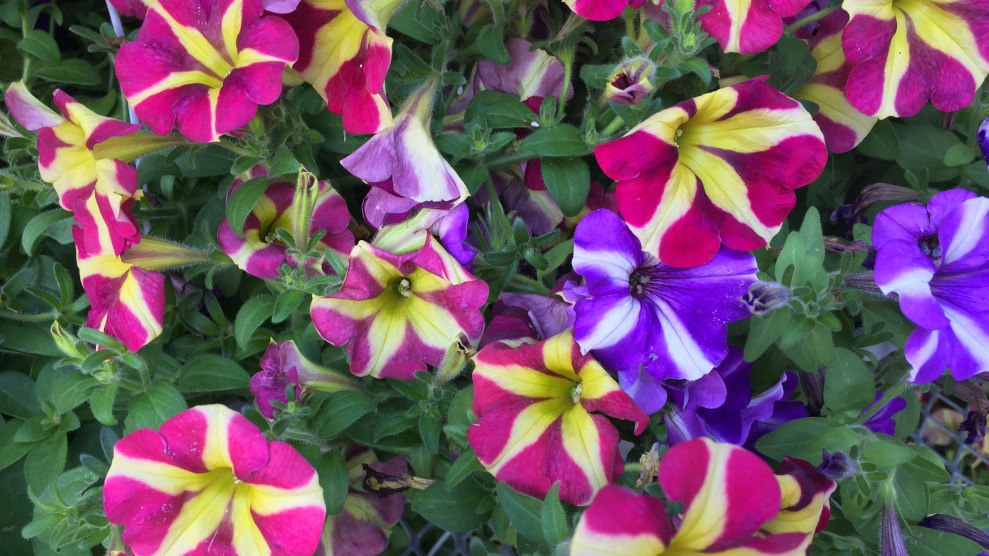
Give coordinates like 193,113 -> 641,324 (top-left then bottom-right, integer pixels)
570,486 -> 673,555
3,81 -> 64,130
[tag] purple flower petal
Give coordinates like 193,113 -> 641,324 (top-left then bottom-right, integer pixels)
874,239 -> 949,329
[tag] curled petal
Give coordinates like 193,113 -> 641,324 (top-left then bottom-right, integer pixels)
571,486 -> 673,554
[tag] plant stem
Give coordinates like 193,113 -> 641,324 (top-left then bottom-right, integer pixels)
784,6 -> 838,36
484,151 -> 537,170
0,310 -> 59,322
557,46 -> 575,120
855,380 -> 910,426
600,115 -> 626,137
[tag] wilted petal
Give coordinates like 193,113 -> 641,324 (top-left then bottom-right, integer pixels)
477,39 -> 570,100
841,0 -> 989,118
595,79 -> 826,267
104,404 -> 325,556
4,81 -> 64,130
469,330 -> 648,505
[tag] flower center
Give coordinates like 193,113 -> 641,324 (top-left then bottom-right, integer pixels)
629,259 -> 662,298
570,382 -> 583,405
919,234 -> 941,265
396,278 -> 413,298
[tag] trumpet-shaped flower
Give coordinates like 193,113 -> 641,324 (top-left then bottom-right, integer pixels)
4,82 -> 141,256
284,0 -> 400,135
218,168 -> 354,279
570,439 -> 811,555
251,340 -> 363,418
872,189 -> 989,383
115,0 -> 299,142
595,79 -> 826,268
792,9 -> 877,153
311,238 -> 488,379
468,330 -> 649,506
568,209 -> 756,412
766,457 -> 837,536
318,450 -> 406,556
342,79 -> 468,228
103,404 -> 325,556
74,226 -> 165,352
695,0 -> 812,54
841,0 -> 989,118
564,0 -> 645,20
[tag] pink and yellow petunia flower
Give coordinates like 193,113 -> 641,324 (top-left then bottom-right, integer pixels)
104,404 -> 326,556
564,0 -> 645,21
4,82 -> 142,256
74,225 -> 165,353
341,78 -> 468,228
468,330 -> 649,506
318,450 -> 406,556
115,0 -> 299,142
310,238 -> 488,379
766,457 -> 837,536
841,0 -> 989,118
570,439 -> 811,555
283,0 -> 401,135
792,9 -> 877,153
694,0 -> 812,54
594,78 -> 826,268
217,167 -> 354,280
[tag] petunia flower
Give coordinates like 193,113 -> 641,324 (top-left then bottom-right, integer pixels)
479,292 -> 573,347
872,189 -> 989,383
250,340 -> 363,418
841,0 -> 989,119
606,57 -> 656,106
568,209 -> 756,412
570,438 -> 811,555
595,78 -> 826,268
341,79 -> 468,228
115,0 -> 299,142
317,450 -> 406,556
858,393 -> 907,436
476,39 -> 571,102
766,457 -> 837,537
694,0 -> 813,54
4,82 -> 142,256
979,117 -> 989,169
217,167 -> 354,280
310,238 -> 488,379
103,404 -> 325,556
108,0 -> 153,18
284,0 -> 400,135
664,347 -> 807,444
565,0 -> 645,21
74,225 -> 166,353
468,330 -> 649,506
791,9 -> 877,153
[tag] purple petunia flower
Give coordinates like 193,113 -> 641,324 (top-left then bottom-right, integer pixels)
568,209 -> 757,412
873,189 -> 989,383
250,340 -> 362,418
859,393 -> 907,436
664,347 -> 807,446
979,117 -> 989,169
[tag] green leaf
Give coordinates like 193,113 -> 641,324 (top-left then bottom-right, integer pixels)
317,450 -> 350,515
445,448 -> 484,489
311,391 -> 374,438
36,365 -> 94,415
743,308 -> 791,361
24,430 -> 66,494
856,119 -> 899,160
906,526 -> 986,556
780,323 -> 835,370
823,348 -> 876,415
124,381 -> 188,433
22,209 -> 71,255
419,413 -> 442,454
0,322 -> 60,356
861,439 -> 916,469
466,91 -> 535,129
412,479 -> 490,532
0,372 -> 41,419
177,354 -> 250,392
495,482 -> 545,542
234,295 -> 275,348
32,59 -> 101,86
272,290 -> 305,324
0,194 -> 11,250
540,157 -> 591,217
756,417 -> 860,462
89,383 -> 118,426
520,125 -> 589,157
943,143 -> 975,166
17,30 -> 59,62
477,24 -> 510,65
541,483 -> 569,547
0,421 -> 31,472
225,176 -> 271,236
895,124 -> 963,182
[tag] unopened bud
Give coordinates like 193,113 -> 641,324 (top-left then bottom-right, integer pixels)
50,321 -> 86,360
880,505 -> 908,556
291,168 -> 319,251
606,57 -> 656,106
920,514 -> 989,549
741,281 -> 790,316
817,449 -> 857,481
978,116 -> 989,168
120,237 -> 210,271
433,340 -> 471,386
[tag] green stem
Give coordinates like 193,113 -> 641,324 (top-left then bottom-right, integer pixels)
557,47 -> 575,120
784,6 -> 838,36
217,138 -> 252,157
624,8 -> 636,38
0,310 -> 59,323
854,380 -> 910,426
20,12 -> 32,83
509,274 -> 551,295
484,151 -> 538,170
600,115 -> 626,137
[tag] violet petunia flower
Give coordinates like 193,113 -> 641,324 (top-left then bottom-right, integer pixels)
859,393 -> 907,436
569,209 -> 757,412
979,117 -> 989,169
664,348 -> 807,445
873,189 -> 989,383
250,340 -> 362,419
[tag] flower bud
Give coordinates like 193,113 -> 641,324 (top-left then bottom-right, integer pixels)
605,58 -> 656,106
817,449 -> 857,481
741,281 -> 790,316
920,514 -> 989,549
978,116 -> 989,168
880,504 -> 908,556
50,321 -> 86,360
